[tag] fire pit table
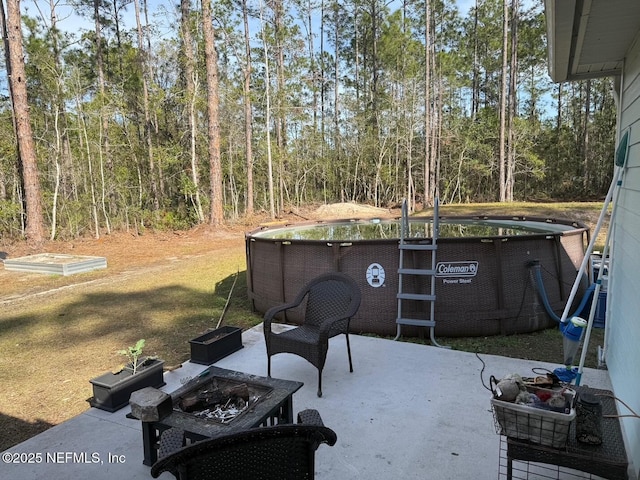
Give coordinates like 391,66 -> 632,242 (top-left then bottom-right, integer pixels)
139,366 -> 304,466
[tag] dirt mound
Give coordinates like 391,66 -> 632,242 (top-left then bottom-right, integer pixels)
312,202 -> 395,220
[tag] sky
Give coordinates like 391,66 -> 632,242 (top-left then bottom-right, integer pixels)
22,0 -> 175,38
22,0 -> 480,38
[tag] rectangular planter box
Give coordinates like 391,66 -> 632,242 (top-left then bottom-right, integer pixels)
189,326 -> 243,365
89,359 -> 165,412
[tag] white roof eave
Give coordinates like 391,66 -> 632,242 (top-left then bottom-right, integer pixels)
545,0 -> 577,83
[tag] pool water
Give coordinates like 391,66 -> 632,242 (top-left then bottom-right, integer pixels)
253,218 -> 577,241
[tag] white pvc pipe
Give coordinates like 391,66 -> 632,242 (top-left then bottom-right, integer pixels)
576,165 -> 625,385
559,170 -> 619,325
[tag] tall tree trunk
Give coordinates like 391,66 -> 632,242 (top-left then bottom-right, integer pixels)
181,0 -> 205,222
202,0 -> 224,225
142,0 -> 163,197
472,0 -> 479,120
274,0 -> 286,214
332,2 -> 341,197
318,0 -> 323,136
112,0 -> 124,74
134,0 -> 159,212
49,0 -> 73,240
498,0 -> 509,202
313,0 -> 323,206
423,0 -> 432,208
556,83 -> 563,130
93,0 -> 111,236
242,0 -> 254,214
506,0 -> 518,201
260,0 -> 275,219
582,79 -> 591,191
401,0 -> 413,212
430,13 -> 439,203
79,104 -> 100,238
4,0 -> 45,243
435,84 -> 442,200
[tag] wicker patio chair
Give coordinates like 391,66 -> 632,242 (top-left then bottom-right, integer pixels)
263,272 -> 362,397
150,409 -> 337,480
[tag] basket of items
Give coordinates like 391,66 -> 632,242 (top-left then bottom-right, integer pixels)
490,373 -> 576,448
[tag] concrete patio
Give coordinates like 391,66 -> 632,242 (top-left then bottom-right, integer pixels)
0,324 -> 629,479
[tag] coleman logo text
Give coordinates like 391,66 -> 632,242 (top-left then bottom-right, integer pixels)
435,261 -> 479,278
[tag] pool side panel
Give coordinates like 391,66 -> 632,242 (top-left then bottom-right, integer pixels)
245,219 -> 589,338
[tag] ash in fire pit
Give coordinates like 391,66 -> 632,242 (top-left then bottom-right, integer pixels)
175,377 -> 272,424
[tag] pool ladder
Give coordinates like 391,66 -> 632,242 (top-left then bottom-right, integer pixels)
394,198 -> 449,348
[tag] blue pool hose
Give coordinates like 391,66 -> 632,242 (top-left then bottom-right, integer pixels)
527,260 -> 595,324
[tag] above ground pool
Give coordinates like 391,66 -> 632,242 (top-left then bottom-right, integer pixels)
245,215 -> 590,337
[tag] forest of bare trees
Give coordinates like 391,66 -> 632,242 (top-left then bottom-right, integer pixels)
0,0 -> 617,242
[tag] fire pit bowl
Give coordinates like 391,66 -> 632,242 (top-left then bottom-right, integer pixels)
173,376 -> 273,425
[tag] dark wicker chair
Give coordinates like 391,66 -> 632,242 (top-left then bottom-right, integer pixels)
263,272 -> 362,397
150,409 -> 337,480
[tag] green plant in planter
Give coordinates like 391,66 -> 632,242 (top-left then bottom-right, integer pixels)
118,339 -> 146,375
91,339 -> 165,412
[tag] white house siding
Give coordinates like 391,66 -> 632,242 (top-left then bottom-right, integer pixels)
608,31 -> 640,478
